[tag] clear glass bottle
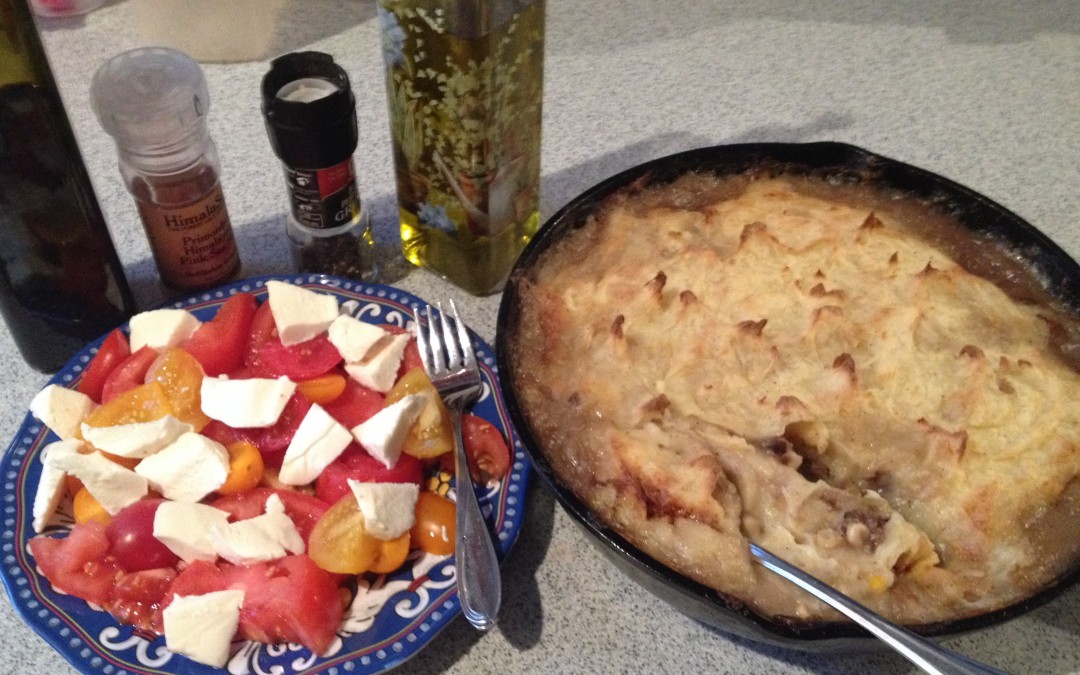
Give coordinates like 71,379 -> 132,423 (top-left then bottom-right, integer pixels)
378,0 -> 545,296
90,47 -> 242,291
0,0 -> 136,372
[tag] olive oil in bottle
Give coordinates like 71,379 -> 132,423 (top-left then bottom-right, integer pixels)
379,0 -> 544,296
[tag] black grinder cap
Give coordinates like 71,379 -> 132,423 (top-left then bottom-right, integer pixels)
261,51 -> 358,170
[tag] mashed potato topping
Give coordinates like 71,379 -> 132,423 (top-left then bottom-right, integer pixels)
507,173 -> 1080,625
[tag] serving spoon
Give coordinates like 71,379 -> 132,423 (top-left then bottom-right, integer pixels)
749,544 -> 1011,675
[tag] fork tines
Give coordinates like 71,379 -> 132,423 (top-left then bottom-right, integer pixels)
414,299 -> 476,377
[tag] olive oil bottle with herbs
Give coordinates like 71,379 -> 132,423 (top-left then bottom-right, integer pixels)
378,0 -> 545,296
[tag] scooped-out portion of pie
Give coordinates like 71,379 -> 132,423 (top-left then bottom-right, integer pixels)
505,171 -> 1080,626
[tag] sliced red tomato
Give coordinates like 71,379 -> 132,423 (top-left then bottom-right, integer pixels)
228,555 -> 342,654
201,419 -> 241,446
106,567 -> 176,634
323,378 -> 385,430
28,521 -> 121,606
315,444 -> 423,504
244,300 -> 279,375
101,345 -> 160,403
164,555 -> 343,654
165,559 -> 227,598
257,334 -> 343,380
105,499 -> 180,572
236,392 -> 312,468
384,325 -> 424,377
461,414 -> 512,486
181,292 -> 257,376
78,329 -> 130,403
209,487 -> 329,544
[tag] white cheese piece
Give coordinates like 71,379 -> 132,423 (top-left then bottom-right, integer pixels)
154,501 -> 232,564
265,280 -> 340,346
278,403 -> 352,485
209,494 -> 305,565
348,480 -> 419,540
32,462 -> 67,533
129,308 -> 202,351
350,394 -> 425,469
80,415 -> 193,459
135,432 -> 229,502
200,376 -> 296,428
29,384 -> 96,441
343,333 -> 411,393
44,442 -> 148,515
163,589 -> 245,668
328,314 -> 390,363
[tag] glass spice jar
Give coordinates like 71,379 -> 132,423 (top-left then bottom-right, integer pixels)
90,47 -> 242,291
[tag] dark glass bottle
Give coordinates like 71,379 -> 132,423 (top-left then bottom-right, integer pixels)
0,0 -> 136,372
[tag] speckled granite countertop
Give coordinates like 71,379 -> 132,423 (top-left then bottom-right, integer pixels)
2,1 -> 1079,673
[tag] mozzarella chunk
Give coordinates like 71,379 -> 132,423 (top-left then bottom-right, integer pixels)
343,333 -> 411,393
350,394 -> 425,469
265,280 -> 340,346
154,501 -> 231,563
163,589 -> 245,668
209,494 -> 305,565
32,462 -> 67,533
328,314 -> 390,363
29,385 -> 96,441
348,480 -> 419,540
44,441 -> 148,515
80,415 -> 193,459
135,432 -> 229,502
200,376 -> 296,428
129,308 -> 201,351
278,404 -> 352,485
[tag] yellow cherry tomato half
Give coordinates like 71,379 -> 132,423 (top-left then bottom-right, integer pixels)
217,441 -> 265,495
83,381 -> 174,428
367,532 -> 411,574
410,491 -> 456,556
144,348 -> 211,431
72,486 -> 111,526
296,373 -> 347,405
385,368 -> 453,460
307,493 -> 381,574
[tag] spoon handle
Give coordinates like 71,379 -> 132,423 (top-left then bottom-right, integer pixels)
749,544 -> 1010,675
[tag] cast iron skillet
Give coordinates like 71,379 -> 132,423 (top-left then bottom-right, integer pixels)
495,141 -> 1080,651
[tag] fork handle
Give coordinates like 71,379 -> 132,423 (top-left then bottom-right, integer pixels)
450,406 -> 502,630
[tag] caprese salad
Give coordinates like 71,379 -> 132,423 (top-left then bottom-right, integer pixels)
25,280 -> 510,668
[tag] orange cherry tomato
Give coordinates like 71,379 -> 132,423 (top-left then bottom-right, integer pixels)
367,532 -> 411,574
73,486 -> 111,526
410,491 -> 455,556
385,368 -> 453,460
83,381 -> 174,428
144,348 -> 211,431
296,373 -> 347,405
307,494 -> 380,574
217,441 -> 265,495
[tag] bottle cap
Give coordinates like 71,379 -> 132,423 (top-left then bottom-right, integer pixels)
261,51 -> 358,170
90,47 -> 210,150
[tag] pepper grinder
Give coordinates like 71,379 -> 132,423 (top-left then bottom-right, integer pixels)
261,51 -> 377,281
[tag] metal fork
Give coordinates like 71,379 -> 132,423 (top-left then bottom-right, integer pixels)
413,300 -> 501,631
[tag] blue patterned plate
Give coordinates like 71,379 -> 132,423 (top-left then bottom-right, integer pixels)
0,273 -> 529,674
